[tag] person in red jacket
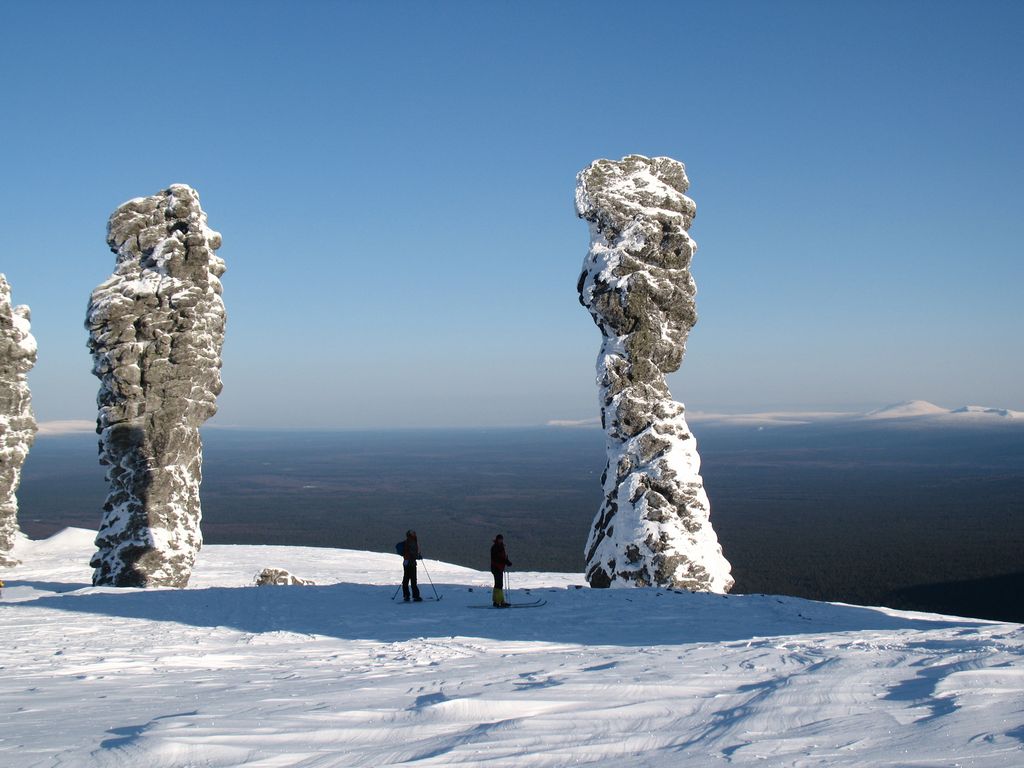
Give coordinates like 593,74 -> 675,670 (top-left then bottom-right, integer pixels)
490,534 -> 512,607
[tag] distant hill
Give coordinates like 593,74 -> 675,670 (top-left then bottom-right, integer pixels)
862,400 -> 951,419
672,400 -> 1024,427
866,400 -> 1023,421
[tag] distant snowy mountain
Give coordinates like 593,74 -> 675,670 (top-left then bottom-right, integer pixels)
617,400 -> 1024,428
2,529 -> 1022,767
864,400 -> 1022,421
862,399 -> 951,419
545,417 -> 601,428
685,410 -> 855,427
34,419 -> 95,436
951,405 -> 1023,418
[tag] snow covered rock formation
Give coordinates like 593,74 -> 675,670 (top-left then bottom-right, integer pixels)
86,185 -> 226,587
575,155 -> 732,592
0,275 -> 37,567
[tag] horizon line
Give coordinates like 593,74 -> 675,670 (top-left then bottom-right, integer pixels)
33,400 -> 1023,436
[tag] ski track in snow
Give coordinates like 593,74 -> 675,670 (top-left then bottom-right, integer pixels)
2,529 -> 1022,767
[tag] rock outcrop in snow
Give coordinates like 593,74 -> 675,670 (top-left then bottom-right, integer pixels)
86,185 -> 226,587
255,568 -> 316,586
575,155 -> 732,592
0,275 -> 37,567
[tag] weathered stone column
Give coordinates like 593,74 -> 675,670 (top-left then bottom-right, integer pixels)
576,155 -> 732,592
0,275 -> 37,566
87,185 -> 226,587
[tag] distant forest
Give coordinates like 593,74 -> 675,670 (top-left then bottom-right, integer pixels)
18,420 -> 1024,623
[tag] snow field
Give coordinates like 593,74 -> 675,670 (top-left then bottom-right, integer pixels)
2,529 -> 1022,767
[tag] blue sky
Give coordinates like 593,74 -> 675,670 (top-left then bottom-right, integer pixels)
2,1 -> 1021,428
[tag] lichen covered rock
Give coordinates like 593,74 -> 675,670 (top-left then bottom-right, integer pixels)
0,275 -> 37,567
87,185 -> 226,587
576,155 -> 732,592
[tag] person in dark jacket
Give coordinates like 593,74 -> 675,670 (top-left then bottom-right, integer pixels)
400,530 -> 422,602
490,534 -> 512,607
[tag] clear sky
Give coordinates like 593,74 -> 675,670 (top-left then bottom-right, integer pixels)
1,1 -> 1021,428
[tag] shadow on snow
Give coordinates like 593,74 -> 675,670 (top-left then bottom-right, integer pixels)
10,579 -> 990,647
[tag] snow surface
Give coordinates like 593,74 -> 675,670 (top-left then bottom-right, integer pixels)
3,529 -> 1022,767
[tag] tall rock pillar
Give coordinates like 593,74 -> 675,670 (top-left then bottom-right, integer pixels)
575,155 -> 732,592
87,185 -> 226,587
0,276 -> 37,566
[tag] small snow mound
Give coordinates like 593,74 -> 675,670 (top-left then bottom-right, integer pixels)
11,527 -> 95,558
863,400 -> 949,420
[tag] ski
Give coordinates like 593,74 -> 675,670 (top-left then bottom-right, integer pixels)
468,598 -> 546,609
395,596 -> 442,602
510,596 -> 545,606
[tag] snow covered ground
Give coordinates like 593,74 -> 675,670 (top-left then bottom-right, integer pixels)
2,529 -> 1022,767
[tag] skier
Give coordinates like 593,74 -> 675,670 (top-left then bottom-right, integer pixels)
398,530 -> 423,602
490,534 -> 512,607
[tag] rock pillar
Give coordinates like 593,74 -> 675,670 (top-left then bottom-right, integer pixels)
575,155 -> 732,592
87,185 -> 226,587
0,276 -> 37,566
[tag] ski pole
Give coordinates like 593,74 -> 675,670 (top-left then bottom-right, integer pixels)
391,583 -> 402,600
505,569 -> 510,603
420,559 -> 440,600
